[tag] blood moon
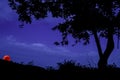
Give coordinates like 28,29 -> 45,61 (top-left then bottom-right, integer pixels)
3,55 -> 11,61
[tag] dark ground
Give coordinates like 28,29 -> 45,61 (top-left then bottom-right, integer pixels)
0,59 -> 120,80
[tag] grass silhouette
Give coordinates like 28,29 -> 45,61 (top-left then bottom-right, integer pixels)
0,59 -> 120,80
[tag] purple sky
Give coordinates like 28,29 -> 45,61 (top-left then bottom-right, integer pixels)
0,0 -> 120,68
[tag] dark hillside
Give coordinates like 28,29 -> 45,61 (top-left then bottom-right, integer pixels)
0,59 -> 120,80
0,59 -> 47,80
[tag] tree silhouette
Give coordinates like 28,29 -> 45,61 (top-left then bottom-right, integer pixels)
8,0 -> 120,69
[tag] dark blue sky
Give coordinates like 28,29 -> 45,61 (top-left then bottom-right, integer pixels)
0,0 -> 120,68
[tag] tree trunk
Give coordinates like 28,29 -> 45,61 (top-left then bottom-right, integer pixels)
98,30 -> 114,69
93,29 -> 114,69
98,55 -> 107,69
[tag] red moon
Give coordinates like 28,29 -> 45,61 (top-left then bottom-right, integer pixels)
3,55 -> 11,61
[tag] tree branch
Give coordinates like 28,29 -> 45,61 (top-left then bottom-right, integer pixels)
93,30 -> 103,58
103,29 -> 114,60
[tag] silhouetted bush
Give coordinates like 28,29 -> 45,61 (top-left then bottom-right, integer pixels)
57,60 -> 79,71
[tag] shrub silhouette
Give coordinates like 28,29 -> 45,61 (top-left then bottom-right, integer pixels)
57,60 -> 79,71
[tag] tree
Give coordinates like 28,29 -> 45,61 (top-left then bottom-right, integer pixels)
8,0 -> 120,69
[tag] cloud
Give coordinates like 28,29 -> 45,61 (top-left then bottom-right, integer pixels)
6,35 -> 29,48
0,35 -> 100,67
4,35 -> 81,57
32,43 -> 46,47
6,35 -> 16,42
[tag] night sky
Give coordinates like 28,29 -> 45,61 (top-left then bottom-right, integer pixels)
0,0 -> 120,68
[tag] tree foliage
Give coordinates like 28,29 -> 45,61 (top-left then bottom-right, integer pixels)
8,0 -> 120,45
